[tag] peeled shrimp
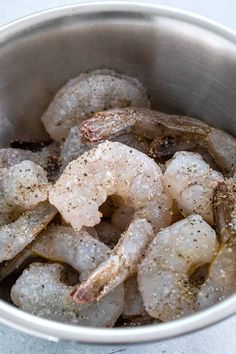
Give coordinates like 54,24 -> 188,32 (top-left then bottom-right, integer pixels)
11,262 -> 124,327
49,141 -> 172,231
164,151 -> 224,224
0,202 -> 57,262
41,70 -> 150,142
12,226 -> 124,327
138,215 -> 218,321
50,141 -> 171,302
71,218 -> 153,303
198,181 -> 236,308
2,160 -> 51,210
81,107 -> 236,175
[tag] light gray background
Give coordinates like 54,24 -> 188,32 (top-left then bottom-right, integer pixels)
0,1 -> 235,353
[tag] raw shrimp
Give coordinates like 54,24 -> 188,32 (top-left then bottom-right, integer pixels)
197,181 -> 236,308
122,276 -> 146,319
49,141 -> 172,231
49,141 -> 171,302
41,70 -> 150,142
0,224 -> 99,281
11,262 -> 124,327
2,160 -> 51,209
0,202 -> 57,262
81,107 -> 236,175
71,218 -> 153,303
0,144 -> 61,182
164,151 -> 224,225
12,226 -> 124,327
138,215 -> 218,321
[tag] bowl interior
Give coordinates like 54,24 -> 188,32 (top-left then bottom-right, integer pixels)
0,4 -> 236,146
0,2 -> 235,344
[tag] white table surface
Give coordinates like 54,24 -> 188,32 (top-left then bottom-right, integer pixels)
0,1 -> 236,353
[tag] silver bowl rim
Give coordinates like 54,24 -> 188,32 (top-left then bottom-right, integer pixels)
0,0 -> 235,344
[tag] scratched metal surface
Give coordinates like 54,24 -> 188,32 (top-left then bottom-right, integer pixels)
0,1 -> 236,353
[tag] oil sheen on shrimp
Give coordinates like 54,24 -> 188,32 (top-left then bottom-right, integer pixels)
41,70 -> 150,142
138,214 -> 218,321
81,107 -> 236,175
49,141 -> 172,231
164,151 -> 224,225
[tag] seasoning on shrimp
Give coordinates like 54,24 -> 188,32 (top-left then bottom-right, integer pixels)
11,262 -> 124,327
49,141 -> 172,231
81,107 -> 236,175
197,181 -> 236,308
0,202 -> 57,262
164,151 -> 224,224
138,214 -> 218,321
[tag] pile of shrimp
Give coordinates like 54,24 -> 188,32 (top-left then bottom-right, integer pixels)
0,69 -> 235,327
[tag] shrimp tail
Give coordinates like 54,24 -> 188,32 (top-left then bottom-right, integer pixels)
213,180 -> 236,243
71,218 -> 153,304
71,255 -> 126,303
81,109 -> 136,142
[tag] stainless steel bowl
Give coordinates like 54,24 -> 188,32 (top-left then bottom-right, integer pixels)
0,1 -> 235,344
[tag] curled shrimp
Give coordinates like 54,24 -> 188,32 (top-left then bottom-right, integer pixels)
137,215 -> 218,321
197,181 -> 236,308
81,107 -> 236,175
49,141 -> 172,231
41,70 -> 150,142
50,142 -> 171,302
11,262 -> 124,327
0,202 -> 57,262
164,151 -> 224,225
11,225 -> 124,327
